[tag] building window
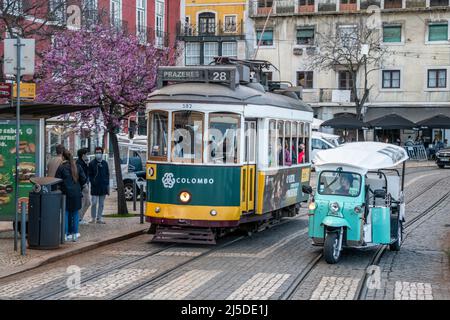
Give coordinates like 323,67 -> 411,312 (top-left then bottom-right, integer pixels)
3,0 -> 23,15
204,42 -> 219,65
110,0 -> 122,28
136,0 -> 147,43
185,42 -> 200,66
297,27 -> 315,45
338,25 -> 357,48
297,71 -> 313,89
49,0 -> 67,24
383,25 -> 402,43
82,0 -> 98,26
155,0 -> 165,47
199,12 -> 216,35
428,23 -> 448,42
428,69 -> 447,88
222,42 -> 237,58
341,0 -> 356,3
258,0 -> 273,8
382,70 -> 401,88
299,0 -> 315,5
384,0 -> 403,8
256,30 -> 273,46
224,15 -> 237,33
430,0 -> 449,6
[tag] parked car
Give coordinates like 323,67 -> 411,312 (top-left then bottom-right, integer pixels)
311,132 -> 342,164
436,148 -> 450,168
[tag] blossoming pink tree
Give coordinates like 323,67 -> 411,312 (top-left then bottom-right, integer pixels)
36,25 -> 178,214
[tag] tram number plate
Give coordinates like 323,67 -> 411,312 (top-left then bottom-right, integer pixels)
209,71 -> 231,82
440,157 -> 449,162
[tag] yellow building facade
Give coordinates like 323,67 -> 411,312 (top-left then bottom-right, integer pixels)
179,0 -> 248,65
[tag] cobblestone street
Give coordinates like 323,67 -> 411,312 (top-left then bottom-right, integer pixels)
0,166 -> 449,300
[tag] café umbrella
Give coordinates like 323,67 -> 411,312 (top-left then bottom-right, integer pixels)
320,113 -> 368,129
415,114 -> 450,129
366,113 -> 416,130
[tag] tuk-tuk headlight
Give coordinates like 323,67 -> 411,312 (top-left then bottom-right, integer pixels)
329,202 -> 340,213
308,201 -> 317,211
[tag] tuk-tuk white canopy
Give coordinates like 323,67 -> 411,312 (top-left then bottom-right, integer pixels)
314,142 -> 409,174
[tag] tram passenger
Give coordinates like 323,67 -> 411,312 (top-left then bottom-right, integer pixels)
277,141 -> 283,166
174,136 -> 184,158
284,142 -> 292,166
298,144 -> 305,164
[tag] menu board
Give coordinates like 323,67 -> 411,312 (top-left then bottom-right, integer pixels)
0,121 -> 39,220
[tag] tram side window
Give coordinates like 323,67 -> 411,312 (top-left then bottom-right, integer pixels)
277,121 -> 284,166
292,122 -> 298,165
172,111 -> 204,163
304,122 -> 311,163
298,122 -> 305,164
284,121 -> 292,166
208,113 -> 240,164
268,120 -> 277,168
149,111 -> 168,161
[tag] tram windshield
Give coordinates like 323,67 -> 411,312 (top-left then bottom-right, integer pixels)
172,111 -> 204,163
318,171 -> 362,197
208,113 -> 240,164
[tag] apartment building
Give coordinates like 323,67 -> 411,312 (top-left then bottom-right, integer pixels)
178,0 -> 248,65
249,0 -> 450,142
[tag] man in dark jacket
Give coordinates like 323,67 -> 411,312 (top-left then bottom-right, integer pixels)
76,148 -> 91,224
89,147 -> 110,224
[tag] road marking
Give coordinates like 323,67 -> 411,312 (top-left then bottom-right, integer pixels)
0,268 -> 66,298
226,273 -> 290,300
405,171 -> 443,188
156,251 -> 204,257
142,269 -> 221,300
212,229 -> 308,259
104,250 -> 151,256
394,281 -> 433,300
310,276 -> 360,300
64,269 -> 157,298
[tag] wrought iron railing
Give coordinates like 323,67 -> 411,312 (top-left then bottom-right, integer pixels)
177,20 -> 244,38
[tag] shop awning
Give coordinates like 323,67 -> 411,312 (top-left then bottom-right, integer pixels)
0,102 -> 98,120
367,113 -> 416,129
416,114 -> 450,129
320,113 -> 368,129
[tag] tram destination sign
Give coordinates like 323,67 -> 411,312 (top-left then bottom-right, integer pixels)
158,66 -> 238,90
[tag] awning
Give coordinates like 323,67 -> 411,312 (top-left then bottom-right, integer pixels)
0,102 -> 99,119
416,114 -> 450,129
364,106 -> 450,123
367,113 -> 416,130
320,113 -> 368,129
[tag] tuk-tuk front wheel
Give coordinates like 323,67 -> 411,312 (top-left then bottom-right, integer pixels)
324,230 -> 342,264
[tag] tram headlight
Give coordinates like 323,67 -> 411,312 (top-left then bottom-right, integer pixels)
210,209 -> 218,216
155,207 -> 161,213
329,202 -> 340,213
179,191 -> 191,204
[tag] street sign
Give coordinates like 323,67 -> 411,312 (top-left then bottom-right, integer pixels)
3,38 -> 35,76
12,83 -> 36,99
0,83 -> 12,99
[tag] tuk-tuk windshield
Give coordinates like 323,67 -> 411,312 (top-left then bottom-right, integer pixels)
318,171 -> 362,197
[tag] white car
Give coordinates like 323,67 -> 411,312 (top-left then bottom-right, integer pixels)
311,132 -> 342,164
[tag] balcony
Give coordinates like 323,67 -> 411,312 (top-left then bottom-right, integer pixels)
339,3 -> 357,11
177,20 -> 244,40
298,4 -> 315,12
360,0 -> 381,9
405,0 -> 426,8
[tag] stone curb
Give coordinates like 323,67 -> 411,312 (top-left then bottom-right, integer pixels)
0,227 -> 148,281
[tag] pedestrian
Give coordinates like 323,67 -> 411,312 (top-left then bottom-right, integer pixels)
405,136 -> 414,146
89,147 -> 110,224
55,150 -> 87,242
444,139 -> 448,148
47,144 -> 65,177
76,148 -> 91,225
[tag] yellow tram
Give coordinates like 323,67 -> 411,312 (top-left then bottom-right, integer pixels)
145,59 -> 314,243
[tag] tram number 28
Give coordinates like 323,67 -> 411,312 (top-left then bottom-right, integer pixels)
210,71 -> 230,82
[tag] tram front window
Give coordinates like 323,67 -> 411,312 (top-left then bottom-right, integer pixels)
149,111 -> 168,161
208,113 -> 240,164
172,111 -> 204,163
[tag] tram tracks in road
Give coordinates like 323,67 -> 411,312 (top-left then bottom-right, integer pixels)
355,190 -> 450,300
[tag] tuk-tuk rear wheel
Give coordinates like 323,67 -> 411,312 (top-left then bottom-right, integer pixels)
324,231 -> 341,264
389,219 -> 403,251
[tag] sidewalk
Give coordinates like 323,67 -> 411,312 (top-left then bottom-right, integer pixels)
0,196 -> 148,280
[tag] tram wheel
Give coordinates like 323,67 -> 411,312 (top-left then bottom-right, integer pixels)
324,231 -> 341,264
389,219 -> 403,251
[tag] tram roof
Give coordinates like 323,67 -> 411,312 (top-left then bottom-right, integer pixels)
313,142 -> 409,174
147,82 -> 313,113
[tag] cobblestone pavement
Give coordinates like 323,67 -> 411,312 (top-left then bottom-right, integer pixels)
0,166 -> 448,300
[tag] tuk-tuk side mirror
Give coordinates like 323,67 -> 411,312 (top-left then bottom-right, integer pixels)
302,185 -> 313,195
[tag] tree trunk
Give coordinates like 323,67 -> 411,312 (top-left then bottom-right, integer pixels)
109,129 -> 129,215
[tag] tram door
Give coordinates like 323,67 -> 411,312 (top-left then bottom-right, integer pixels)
241,120 -> 256,213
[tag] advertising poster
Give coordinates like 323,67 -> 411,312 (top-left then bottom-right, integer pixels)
262,166 -> 311,213
0,121 -> 38,221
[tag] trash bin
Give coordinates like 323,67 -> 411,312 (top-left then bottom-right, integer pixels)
28,177 -> 63,249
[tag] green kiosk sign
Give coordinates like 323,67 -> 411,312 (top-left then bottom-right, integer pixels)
0,121 -> 39,221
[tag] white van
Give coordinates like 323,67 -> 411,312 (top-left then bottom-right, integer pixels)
311,132 -> 342,163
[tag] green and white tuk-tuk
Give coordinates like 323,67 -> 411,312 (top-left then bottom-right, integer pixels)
306,142 -> 409,264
